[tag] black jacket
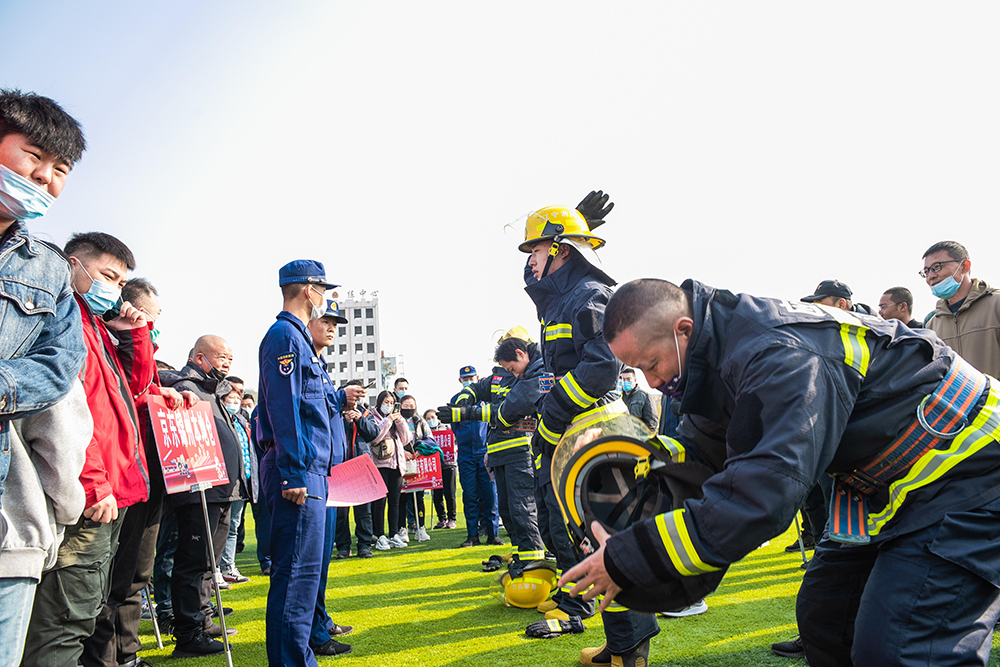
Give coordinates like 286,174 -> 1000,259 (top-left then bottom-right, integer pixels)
605,279 -> 1000,592
159,363 -> 244,506
454,366 -> 532,467
623,388 -> 657,431
343,405 -> 379,460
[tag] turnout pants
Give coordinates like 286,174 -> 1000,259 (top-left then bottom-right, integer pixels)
22,511 -> 127,667
262,449 -> 327,667
798,497 -> 1000,667
458,449 -> 498,538
493,451 -> 543,557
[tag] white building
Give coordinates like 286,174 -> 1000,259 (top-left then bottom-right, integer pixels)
324,290 -> 381,401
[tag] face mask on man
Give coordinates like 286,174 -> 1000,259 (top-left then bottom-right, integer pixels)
0,164 -> 55,221
199,354 -> 227,382
655,329 -> 685,400
461,380 -> 472,388
74,259 -> 121,316
396,389 -> 406,399
930,263 -> 964,300
307,287 -> 325,321
622,380 -> 635,393
400,408 -> 416,419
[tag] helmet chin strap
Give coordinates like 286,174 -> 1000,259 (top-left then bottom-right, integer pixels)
541,238 -> 563,280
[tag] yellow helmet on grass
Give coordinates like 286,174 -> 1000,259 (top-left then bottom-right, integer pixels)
499,560 -> 558,609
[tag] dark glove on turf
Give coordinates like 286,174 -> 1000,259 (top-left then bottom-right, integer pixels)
436,405 -> 465,423
481,555 -> 503,572
575,190 -> 613,229
525,616 -> 586,639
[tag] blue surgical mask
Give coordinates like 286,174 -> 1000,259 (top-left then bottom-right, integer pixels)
622,381 -> 635,393
931,265 -> 963,299
397,389 -> 406,399
225,402 -> 239,415
0,164 -> 55,221
74,259 -> 121,316
461,380 -> 472,388
380,403 -> 392,416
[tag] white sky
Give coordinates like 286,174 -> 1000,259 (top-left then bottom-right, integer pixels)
4,1 -> 1000,407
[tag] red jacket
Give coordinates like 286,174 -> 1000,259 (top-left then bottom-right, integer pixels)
76,295 -> 155,508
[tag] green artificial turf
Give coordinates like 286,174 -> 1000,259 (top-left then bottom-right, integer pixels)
137,496 -> 1000,666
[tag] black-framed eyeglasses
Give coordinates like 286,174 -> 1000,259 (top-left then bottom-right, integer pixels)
918,259 -> 962,279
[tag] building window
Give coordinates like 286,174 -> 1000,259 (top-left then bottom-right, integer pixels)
355,343 -> 363,353
355,361 -> 364,370
367,343 -> 375,354
339,345 -> 347,354
338,327 -> 346,337
339,362 -> 347,372
368,360 -> 376,371
354,308 -> 362,318
365,308 -> 374,318
366,325 -> 374,336
354,326 -> 362,335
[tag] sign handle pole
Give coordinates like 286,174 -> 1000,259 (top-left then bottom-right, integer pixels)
200,488 -> 234,667
793,514 -> 808,567
144,584 -> 163,649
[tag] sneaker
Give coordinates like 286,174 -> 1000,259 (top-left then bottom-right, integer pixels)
416,526 -> 431,541
210,605 -> 234,618
212,574 -> 231,591
375,535 -> 392,551
486,536 -> 505,546
204,621 -> 238,638
313,638 -> 353,656
434,520 -> 448,529
223,568 -> 250,584
140,600 -> 152,621
460,536 -> 481,548
396,527 -> 410,543
330,622 -> 354,636
771,635 -> 804,658
172,631 -> 225,658
156,615 -> 174,636
357,547 -> 374,558
445,520 -> 457,529
335,550 -> 350,560
659,599 -> 708,617
785,533 -> 816,552
389,535 -> 407,548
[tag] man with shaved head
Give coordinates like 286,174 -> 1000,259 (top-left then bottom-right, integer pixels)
562,278 -> 1000,667
159,334 -> 246,657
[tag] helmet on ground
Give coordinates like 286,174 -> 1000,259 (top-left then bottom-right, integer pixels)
518,205 -> 606,254
499,560 -> 558,609
550,413 -> 726,613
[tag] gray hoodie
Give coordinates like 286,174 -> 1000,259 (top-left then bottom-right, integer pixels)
0,379 -> 91,579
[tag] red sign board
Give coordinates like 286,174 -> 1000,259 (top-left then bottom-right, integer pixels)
432,429 -> 456,466
401,452 -> 443,492
147,396 -> 230,495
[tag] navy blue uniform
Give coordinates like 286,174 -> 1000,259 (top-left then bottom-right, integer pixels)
525,252 -> 656,648
604,280 -> 1000,667
257,311 -> 343,667
449,394 -> 499,540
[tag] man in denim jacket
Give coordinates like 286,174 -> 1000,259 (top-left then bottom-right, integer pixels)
0,89 -> 88,665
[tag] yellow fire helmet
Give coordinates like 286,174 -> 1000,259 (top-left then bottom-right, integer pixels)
498,560 -> 558,609
550,413 -> 726,613
496,325 -> 533,345
518,205 -> 605,254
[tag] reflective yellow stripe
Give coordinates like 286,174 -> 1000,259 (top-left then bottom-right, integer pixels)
481,404 -> 492,423
515,550 -> 545,559
491,386 -> 511,397
818,304 -> 871,377
487,436 -> 531,454
544,322 -> 573,341
599,597 -> 629,611
654,435 -> 686,463
655,509 -> 721,577
562,399 -> 629,440
868,386 -> 1000,536
538,419 -> 560,445
451,407 -> 461,422
534,454 -> 542,469
497,409 -> 514,428
545,619 -> 562,632
558,372 -> 599,409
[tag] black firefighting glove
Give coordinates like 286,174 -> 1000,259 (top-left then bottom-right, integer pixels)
436,405 -> 467,423
526,616 -> 586,639
507,555 -> 526,579
481,555 -> 504,572
531,431 -> 557,460
576,190 -> 613,229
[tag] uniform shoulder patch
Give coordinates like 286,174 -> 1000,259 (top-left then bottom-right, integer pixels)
276,352 -> 296,376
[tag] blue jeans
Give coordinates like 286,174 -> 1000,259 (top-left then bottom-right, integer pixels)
458,449 -> 498,537
220,499 -> 245,572
0,577 -> 36,666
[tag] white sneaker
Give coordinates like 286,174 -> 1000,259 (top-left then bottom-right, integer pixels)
416,526 -> 430,542
375,535 -> 392,551
396,527 -> 410,543
389,535 -> 407,548
658,599 -> 708,618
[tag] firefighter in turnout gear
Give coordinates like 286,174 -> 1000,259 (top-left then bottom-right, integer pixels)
521,192 -> 660,665
563,277 -> 1000,667
436,329 -> 546,570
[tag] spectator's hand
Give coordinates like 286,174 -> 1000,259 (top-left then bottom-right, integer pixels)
104,301 -> 147,332
391,412 -> 404,423
344,408 -> 362,421
282,487 -> 307,505
160,387 -> 184,409
180,390 -> 199,407
344,385 -> 366,408
558,521 -> 621,612
404,451 -> 415,460
84,493 -> 119,523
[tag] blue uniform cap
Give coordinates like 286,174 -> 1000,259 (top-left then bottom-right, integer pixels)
321,299 -> 348,324
459,365 -> 477,378
278,259 -> 339,290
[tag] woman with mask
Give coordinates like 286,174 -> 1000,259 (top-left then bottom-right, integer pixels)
399,395 -> 432,542
369,391 -> 413,550
425,409 -> 458,530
